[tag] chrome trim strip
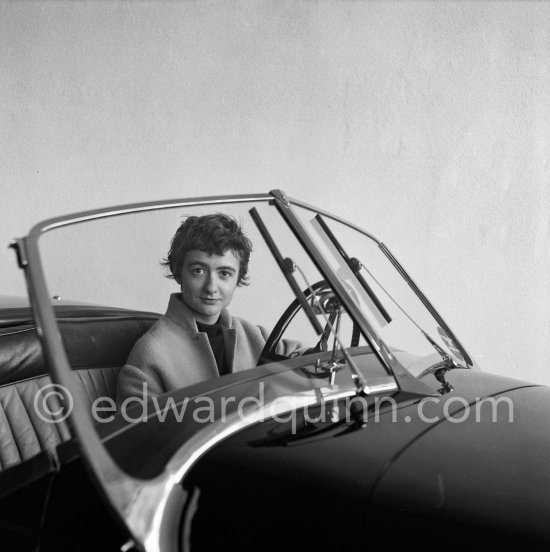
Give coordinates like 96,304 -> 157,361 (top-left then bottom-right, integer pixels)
27,193 -> 270,237
127,378 -> 398,551
288,196 -> 381,242
22,234 -> 147,518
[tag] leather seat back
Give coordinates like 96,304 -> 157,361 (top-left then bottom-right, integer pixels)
0,314 -> 158,471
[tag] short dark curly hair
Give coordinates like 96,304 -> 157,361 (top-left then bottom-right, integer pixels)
162,213 -> 253,286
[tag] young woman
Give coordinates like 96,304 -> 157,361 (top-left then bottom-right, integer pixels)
116,213 -> 301,403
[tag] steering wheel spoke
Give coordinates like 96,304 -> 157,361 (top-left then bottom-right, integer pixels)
258,280 -> 362,366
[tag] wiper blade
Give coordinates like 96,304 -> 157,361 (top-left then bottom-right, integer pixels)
270,190 -> 436,399
250,207 -> 323,335
314,214 -> 392,324
251,205 -> 370,393
316,217 -> 465,381
313,213 -> 467,378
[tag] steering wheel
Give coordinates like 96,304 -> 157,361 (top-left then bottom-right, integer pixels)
257,280 -> 361,365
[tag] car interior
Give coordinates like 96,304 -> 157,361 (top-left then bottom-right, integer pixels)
0,307 -> 159,495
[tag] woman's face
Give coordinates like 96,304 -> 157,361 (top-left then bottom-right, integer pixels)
178,249 -> 241,324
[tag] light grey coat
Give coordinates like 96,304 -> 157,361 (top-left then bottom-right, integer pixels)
116,293 -> 297,402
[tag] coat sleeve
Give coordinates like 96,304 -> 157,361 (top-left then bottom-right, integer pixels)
257,325 -> 309,359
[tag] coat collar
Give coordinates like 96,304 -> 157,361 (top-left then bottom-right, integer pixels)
165,293 -> 232,332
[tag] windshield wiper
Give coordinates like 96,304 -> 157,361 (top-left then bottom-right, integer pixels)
314,214 -> 392,324
270,190 -> 437,400
314,213 -> 464,393
251,206 -> 370,393
250,208 -> 323,335
307,291 -> 344,385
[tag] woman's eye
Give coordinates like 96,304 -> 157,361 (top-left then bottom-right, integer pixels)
220,271 -> 233,279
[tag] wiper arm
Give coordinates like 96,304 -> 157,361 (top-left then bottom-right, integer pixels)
270,190 -> 437,399
252,206 -> 372,393
315,216 -> 464,390
314,213 -> 465,381
250,208 -> 323,335
314,214 -> 392,324
292,268 -> 369,393
250,208 -> 369,394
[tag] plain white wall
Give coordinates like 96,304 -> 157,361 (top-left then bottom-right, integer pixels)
2,1 -> 549,385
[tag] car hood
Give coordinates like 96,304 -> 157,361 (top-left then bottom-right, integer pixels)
372,378 -> 550,541
176,367 -> 549,546
103,362 -> 541,484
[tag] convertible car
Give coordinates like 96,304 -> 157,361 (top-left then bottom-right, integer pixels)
1,190 -> 548,551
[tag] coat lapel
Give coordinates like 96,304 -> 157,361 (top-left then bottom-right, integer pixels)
222,327 -> 237,373
165,292 -> 237,376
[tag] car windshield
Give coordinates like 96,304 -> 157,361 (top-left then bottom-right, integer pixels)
35,195 -> 470,391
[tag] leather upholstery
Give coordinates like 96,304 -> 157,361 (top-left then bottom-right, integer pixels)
0,314 -> 158,471
0,375 -> 71,470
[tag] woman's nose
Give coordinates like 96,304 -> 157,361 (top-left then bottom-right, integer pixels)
204,275 -> 217,294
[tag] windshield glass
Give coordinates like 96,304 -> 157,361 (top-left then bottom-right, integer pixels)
288,200 -> 472,377
39,201 -> 318,336
35,197 -> 471,404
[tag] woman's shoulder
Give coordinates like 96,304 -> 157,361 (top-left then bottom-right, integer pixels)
132,315 -> 187,353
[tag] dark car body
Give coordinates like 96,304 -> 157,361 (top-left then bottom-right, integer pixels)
1,190 -> 549,551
